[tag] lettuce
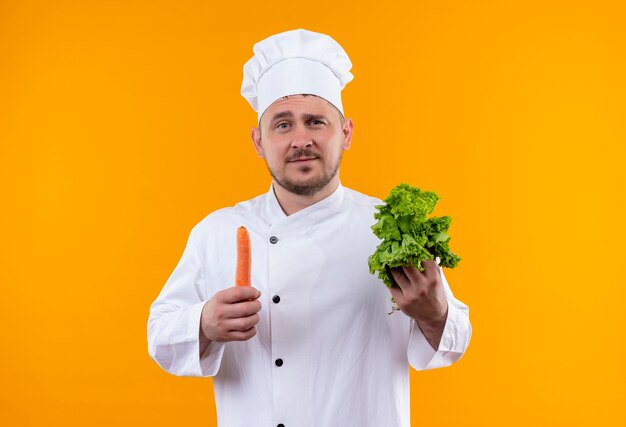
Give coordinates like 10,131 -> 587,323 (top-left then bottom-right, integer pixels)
368,183 -> 461,288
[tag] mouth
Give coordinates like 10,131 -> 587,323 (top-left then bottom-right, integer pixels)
288,157 -> 319,163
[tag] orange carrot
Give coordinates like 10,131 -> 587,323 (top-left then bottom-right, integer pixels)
235,226 -> 251,286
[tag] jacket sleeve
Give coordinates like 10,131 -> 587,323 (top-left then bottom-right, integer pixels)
147,223 -> 225,377
407,266 -> 472,370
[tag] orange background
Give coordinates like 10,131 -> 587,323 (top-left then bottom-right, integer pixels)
1,0 -> 625,425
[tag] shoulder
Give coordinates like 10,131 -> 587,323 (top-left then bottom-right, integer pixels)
340,186 -> 385,229
189,192 -> 267,240
339,187 -> 385,247
342,186 -> 384,211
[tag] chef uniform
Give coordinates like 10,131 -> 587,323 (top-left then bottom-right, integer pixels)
147,29 -> 472,427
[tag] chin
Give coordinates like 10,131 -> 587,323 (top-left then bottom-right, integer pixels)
289,170 -> 322,182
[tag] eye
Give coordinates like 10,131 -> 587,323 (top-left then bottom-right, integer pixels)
310,120 -> 324,125
276,122 -> 289,129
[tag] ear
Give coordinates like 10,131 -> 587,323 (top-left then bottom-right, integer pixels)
250,127 -> 265,158
341,118 -> 354,151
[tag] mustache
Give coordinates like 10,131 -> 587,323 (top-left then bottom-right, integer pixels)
286,148 -> 320,162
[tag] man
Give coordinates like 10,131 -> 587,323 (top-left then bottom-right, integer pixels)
148,29 -> 471,427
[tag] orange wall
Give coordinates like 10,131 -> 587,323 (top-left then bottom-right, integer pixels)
1,1 -> 625,425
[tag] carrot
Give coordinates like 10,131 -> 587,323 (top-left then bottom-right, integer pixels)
235,226 -> 251,286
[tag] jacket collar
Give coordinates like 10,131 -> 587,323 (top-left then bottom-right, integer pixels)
264,181 -> 345,232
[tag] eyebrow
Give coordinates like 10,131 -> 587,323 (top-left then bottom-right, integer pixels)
269,111 -> 293,122
269,111 -> 329,124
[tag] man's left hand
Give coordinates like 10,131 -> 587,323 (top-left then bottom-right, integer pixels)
389,259 -> 448,348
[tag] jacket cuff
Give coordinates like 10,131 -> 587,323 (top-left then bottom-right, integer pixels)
192,301 -> 226,377
148,300 -> 226,377
407,298 -> 472,370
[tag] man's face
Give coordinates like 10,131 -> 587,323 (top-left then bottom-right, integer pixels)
251,94 -> 353,196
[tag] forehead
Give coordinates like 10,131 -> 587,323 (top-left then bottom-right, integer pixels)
261,94 -> 338,126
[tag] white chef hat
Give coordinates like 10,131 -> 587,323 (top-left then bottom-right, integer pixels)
241,28 -> 354,124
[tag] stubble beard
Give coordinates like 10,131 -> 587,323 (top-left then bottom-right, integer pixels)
268,149 -> 342,196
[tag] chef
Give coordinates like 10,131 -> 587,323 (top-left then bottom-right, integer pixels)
147,28 -> 472,427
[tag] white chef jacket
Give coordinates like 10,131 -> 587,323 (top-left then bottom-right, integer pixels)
147,183 -> 471,427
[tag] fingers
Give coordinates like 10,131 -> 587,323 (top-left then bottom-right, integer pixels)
226,299 -> 262,319
422,259 -> 439,280
402,259 -> 437,283
213,323 -> 259,342
226,326 -> 258,341
401,264 -> 423,285
214,297 -> 262,320
388,283 -> 404,301
386,260 -> 445,320
389,259 -> 438,300
217,311 -> 260,342
220,286 -> 261,304
202,299 -> 261,342
390,267 -> 410,293
223,313 -> 260,332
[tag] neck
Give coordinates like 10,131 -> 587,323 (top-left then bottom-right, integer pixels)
273,176 -> 340,216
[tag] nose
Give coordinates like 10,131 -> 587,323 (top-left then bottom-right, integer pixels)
291,124 -> 313,149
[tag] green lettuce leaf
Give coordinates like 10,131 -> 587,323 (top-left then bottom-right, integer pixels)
368,183 -> 461,288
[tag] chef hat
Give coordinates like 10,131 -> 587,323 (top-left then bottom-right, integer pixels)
241,28 -> 354,124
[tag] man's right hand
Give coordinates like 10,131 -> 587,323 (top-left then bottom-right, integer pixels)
200,286 -> 262,344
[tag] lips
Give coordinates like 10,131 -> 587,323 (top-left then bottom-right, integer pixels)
287,148 -> 320,163
289,157 -> 318,163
